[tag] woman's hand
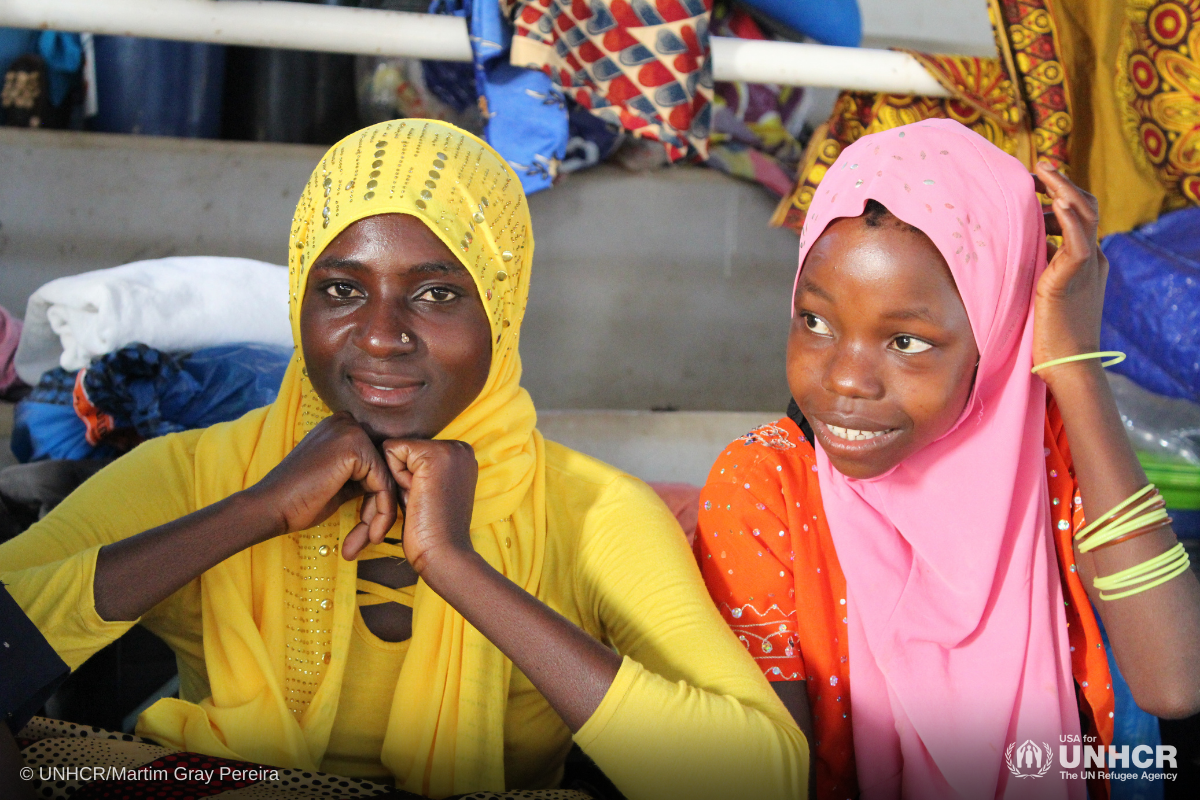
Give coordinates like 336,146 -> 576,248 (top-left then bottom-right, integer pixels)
1031,162 -> 1109,379
247,411 -> 397,546
352,439 -> 479,570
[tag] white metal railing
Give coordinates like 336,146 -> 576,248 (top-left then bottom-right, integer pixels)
0,0 -> 952,96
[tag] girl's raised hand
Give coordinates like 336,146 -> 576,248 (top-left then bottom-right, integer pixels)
1031,162 -> 1109,376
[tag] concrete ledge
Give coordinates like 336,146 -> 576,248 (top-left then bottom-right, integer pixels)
538,409 -> 776,485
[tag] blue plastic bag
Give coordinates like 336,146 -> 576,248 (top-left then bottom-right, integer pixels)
1100,207 -> 1200,403
11,344 -> 291,463
10,368 -> 113,463
80,343 -> 291,439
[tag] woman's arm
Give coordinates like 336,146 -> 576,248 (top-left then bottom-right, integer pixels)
95,411 -> 397,622
381,440 -> 807,798
1033,163 -> 1200,719
373,439 -> 620,731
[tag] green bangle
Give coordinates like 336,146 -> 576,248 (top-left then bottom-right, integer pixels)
1094,543 -> 1191,601
1031,351 -> 1126,375
1098,560 -> 1191,601
1074,484 -> 1155,544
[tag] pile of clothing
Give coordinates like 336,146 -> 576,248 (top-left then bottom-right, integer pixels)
369,0 -> 862,196
1,256 -> 294,537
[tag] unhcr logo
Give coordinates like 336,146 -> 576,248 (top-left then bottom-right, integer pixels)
1006,740 -> 1053,778
1004,736 -> 1180,783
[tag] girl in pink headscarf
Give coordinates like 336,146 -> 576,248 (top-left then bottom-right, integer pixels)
695,119 -> 1200,800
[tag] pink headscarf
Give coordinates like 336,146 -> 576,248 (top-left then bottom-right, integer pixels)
794,119 -> 1082,800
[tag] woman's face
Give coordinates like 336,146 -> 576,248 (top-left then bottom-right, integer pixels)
300,213 -> 493,442
788,214 -> 980,480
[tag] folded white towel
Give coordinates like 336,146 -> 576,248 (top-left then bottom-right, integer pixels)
15,256 -> 292,384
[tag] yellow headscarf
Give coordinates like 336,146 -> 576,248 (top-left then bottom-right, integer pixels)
137,119 -> 545,798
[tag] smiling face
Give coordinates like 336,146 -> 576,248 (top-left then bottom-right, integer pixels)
788,208 -> 980,479
300,213 -> 493,442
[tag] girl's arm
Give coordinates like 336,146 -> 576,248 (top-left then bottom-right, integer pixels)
1032,163 -> 1200,719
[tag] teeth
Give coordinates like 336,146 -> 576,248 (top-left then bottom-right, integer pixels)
827,424 -> 891,442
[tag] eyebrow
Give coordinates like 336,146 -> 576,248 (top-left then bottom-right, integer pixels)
795,277 -> 833,303
798,276 -> 939,324
309,257 -> 467,277
879,307 -> 939,324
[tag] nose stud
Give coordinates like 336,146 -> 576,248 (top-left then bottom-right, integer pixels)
400,332 -> 411,344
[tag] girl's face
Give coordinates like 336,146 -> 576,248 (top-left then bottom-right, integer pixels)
788,214 -> 980,479
300,213 -> 493,442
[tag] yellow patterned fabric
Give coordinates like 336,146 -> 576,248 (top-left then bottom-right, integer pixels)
773,0 -> 1073,232
1053,0 -> 1200,233
1115,0 -> 1200,208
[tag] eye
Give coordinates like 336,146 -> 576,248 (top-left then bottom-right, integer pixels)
324,282 -> 362,299
890,335 -> 933,354
803,313 -> 832,336
416,286 -> 460,303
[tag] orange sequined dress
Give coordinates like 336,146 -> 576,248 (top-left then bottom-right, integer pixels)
695,398 -> 1115,800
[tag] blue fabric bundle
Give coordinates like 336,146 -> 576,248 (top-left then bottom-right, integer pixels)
80,343 -> 291,439
1100,206 -> 1200,403
10,344 -> 291,463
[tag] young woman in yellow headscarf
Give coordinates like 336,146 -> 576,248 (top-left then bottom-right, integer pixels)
0,120 -> 807,799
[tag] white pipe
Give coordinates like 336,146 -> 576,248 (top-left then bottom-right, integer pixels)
710,37 -> 951,97
0,0 -> 952,97
0,0 -> 473,61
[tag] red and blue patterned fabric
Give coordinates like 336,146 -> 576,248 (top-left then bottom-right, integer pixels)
507,0 -> 714,161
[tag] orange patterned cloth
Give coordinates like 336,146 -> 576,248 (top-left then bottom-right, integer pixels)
695,399 -> 1114,800
772,0 -> 1073,232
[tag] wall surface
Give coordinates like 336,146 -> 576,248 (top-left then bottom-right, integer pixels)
0,128 -> 798,412
859,0 -> 996,55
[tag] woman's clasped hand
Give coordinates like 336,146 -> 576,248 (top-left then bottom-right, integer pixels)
244,409 -> 482,572
245,411 -> 399,550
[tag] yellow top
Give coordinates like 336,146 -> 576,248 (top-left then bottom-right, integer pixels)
0,118 -> 806,799
0,431 -> 806,798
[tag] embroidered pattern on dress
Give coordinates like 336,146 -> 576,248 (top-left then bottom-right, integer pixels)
740,423 -> 797,451
722,602 -> 801,679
